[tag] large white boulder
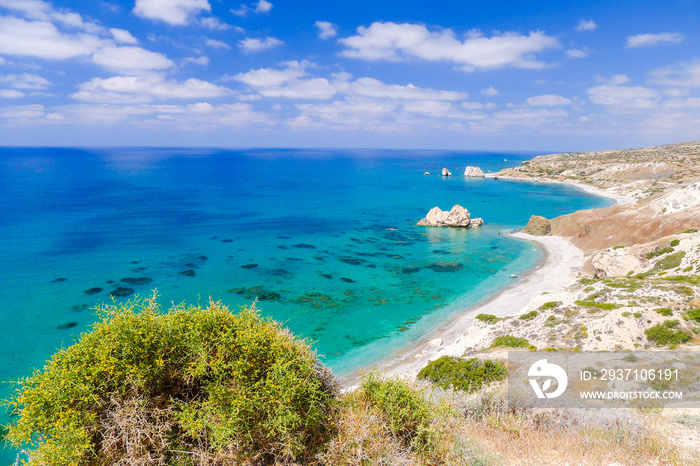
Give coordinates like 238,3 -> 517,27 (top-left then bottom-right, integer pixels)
464,166 -> 485,177
417,204 -> 483,228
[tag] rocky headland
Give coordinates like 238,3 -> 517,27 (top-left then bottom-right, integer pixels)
383,142 -> 700,463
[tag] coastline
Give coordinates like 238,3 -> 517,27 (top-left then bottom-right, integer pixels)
344,179 -> 634,387
485,173 -> 635,206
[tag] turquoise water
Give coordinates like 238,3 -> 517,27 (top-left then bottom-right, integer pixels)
0,148 -> 609,407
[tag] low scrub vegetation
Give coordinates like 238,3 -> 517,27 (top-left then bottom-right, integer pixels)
417,356 -> 507,393
490,335 -> 532,348
644,320 -> 692,346
475,313 -> 501,324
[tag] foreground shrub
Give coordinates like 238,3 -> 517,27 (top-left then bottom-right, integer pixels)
4,295 -> 338,465
417,356 -> 507,393
644,320 -> 692,347
359,374 -> 437,457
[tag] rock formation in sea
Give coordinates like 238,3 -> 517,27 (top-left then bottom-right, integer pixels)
464,166 -> 485,177
441,168 -> 452,176
417,204 -> 483,228
523,215 -> 552,235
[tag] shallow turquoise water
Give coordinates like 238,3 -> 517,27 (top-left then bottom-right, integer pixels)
0,148 -> 610,457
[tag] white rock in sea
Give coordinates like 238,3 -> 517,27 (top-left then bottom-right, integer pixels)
424,171 -> 430,175
464,166 -> 485,177
441,168 -> 452,176
417,204 -> 483,228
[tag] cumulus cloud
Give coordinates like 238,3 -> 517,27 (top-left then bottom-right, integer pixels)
588,84 -> 659,109
198,17 -> 230,30
182,56 -> 209,65
0,16 -> 104,59
231,0 -> 272,17
526,94 -> 573,106
70,74 -> 230,103
566,48 -> 587,59
576,19 -> 598,32
0,89 -> 24,98
626,32 -> 683,48
481,86 -> 498,96
339,22 -> 559,71
92,46 -> 174,71
205,38 -> 231,49
133,0 -> 211,25
315,21 -> 336,39
649,59 -> 700,87
238,37 -> 283,52
233,62 -> 467,101
0,73 -> 50,89
110,28 -> 138,44
254,0 -> 272,13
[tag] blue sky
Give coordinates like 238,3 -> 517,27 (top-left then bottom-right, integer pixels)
0,0 -> 699,150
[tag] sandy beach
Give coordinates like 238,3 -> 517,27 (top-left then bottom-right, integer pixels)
350,182 -> 636,386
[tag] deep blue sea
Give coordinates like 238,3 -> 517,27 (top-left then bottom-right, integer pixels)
0,147 -> 610,460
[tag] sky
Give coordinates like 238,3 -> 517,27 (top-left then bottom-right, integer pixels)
0,0 -> 700,151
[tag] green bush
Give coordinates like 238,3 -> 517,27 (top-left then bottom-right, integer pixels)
684,309 -> 700,323
655,307 -> 673,316
519,310 -> 538,321
612,245 -> 626,250
682,228 -> 698,234
644,320 -> 692,346
475,313 -> 501,324
670,239 -> 680,247
538,301 -> 560,311
490,335 -> 531,348
656,251 -> 686,270
417,356 -> 507,393
360,374 -> 435,455
4,295 -> 338,465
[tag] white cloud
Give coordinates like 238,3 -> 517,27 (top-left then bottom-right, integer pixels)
339,22 -> 559,71
92,46 -> 174,71
403,100 -> 482,119
626,32 -> 683,48
233,62 -> 467,101
596,74 -> 630,85
351,77 -> 465,100
588,85 -> 659,109
0,73 -> 50,89
110,28 -> 138,44
254,0 -> 272,13
566,48 -> 587,59
133,0 -> 211,25
182,56 -> 209,65
198,17 -> 230,30
71,74 -> 230,103
576,19 -> 598,32
0,104 -> 45,119
0,89 -> 24,98
205,38 -> 231,49
526,94 -> 573,106
315,21 -> 336,39
0,0 -> 51,20
238,37 -> 283,52
0,16 -> 104,59
233,62 -> 307,87
481,86 -> 498,96
649,59 -> 700,87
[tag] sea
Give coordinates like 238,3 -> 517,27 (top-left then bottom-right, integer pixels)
0,147 -> 610,458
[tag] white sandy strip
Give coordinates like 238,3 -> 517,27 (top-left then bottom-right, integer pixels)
485,174 -> 635,206
373,234 -> 584,383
